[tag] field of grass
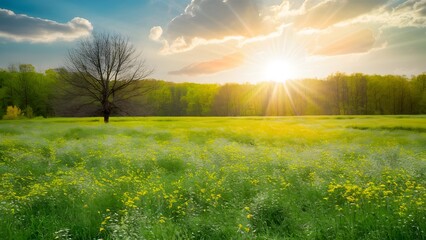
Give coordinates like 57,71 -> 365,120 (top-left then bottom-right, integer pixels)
0,116 -> 425,239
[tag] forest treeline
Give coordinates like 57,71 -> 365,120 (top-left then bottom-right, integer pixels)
1,64 -> 425,118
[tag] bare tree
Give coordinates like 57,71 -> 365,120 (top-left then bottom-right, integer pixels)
62,32 -> 153,123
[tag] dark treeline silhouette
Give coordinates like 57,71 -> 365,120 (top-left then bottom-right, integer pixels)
1,65 -> 425,118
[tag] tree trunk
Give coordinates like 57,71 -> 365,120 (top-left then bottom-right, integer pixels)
103,112 -> 110,123
103,101 -> 111,123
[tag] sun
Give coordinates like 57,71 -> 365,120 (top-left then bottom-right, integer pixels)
263,59 -> 297,82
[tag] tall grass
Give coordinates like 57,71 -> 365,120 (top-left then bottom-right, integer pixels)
0,116 -> 425,239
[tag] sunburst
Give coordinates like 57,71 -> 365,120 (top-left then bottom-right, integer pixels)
263,58 -> 297,82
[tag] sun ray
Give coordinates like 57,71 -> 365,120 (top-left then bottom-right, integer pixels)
282,81 -> 298,115
223,1 -> 254,37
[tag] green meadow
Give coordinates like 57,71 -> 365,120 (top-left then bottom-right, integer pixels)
0,116 -> 425,239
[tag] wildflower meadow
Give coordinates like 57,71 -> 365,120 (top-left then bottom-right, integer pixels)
0,116 -> 425,239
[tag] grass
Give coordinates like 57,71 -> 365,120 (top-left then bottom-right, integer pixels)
0,116 -> 425,239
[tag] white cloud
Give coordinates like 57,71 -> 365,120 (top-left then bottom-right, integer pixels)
149,26 -> 163,41
150,0 -> 425,57
293,0 -> 388,29
153,0 -> 277,54
0,8 -> 93,43
390,0 -> 426,25
353,0 -> 426,28
414,0 -> 426,16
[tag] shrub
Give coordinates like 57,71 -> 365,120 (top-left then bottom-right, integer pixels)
24,106 -> 34,119
2,105 -> 22,120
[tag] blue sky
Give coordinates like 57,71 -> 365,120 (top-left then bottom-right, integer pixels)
1,0 -> 425,83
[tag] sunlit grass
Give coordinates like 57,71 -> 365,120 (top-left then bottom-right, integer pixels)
0,116 -> 425,239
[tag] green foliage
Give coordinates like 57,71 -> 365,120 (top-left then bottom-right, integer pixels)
2,105 -> 22,120
0,64 -> 56,118
137,73 -> 426,116
0,116 -> 424,239
1,65 -> 426,118
24,106 -> 34,118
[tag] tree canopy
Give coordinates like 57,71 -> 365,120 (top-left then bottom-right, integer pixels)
61,32 -> 153,123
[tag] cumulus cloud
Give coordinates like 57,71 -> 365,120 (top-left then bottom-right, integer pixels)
415,0 -> 426,16
150,0 -> 425,57
294,0 -> 388,29
394,0 -> 426,12
169,52 -> 245,76
386,0 -> 426,26
149,26 -> 163,41
151,0 -> 277,54
0,8 -> 93,42
150,0 -> 390,55
417,5 -> 426,16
